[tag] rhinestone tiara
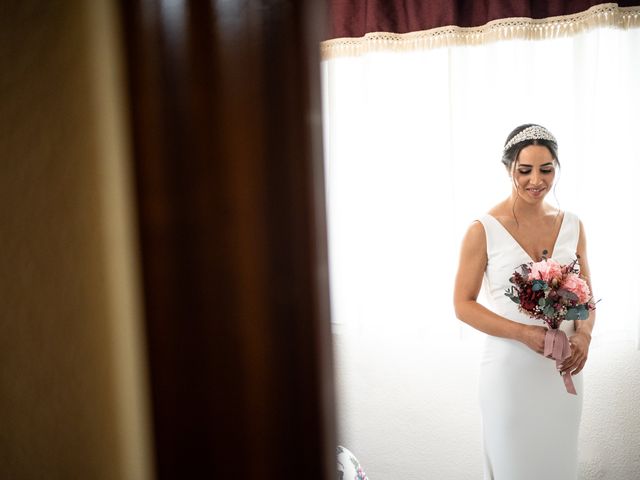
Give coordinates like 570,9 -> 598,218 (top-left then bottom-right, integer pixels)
504,125 -> 557,151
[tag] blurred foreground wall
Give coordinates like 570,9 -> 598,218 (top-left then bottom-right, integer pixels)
0,1 -> 152,478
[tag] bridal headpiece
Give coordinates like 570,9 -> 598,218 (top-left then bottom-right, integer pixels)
504,125 -> 557,152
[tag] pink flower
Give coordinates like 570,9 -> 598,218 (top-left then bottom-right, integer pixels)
529,258 -> 563,282
561,273 -> 591,304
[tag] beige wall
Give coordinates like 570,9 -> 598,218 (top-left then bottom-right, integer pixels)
0,2 -> 152,478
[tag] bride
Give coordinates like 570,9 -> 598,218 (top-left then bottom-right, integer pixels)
453,124 -> 596,479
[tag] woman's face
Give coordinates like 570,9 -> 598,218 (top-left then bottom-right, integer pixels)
511,144 -> 556,202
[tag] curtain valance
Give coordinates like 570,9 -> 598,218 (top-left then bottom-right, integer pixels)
323,2 -> 640,58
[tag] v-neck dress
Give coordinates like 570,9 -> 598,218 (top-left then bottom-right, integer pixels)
477,211 -> 583,480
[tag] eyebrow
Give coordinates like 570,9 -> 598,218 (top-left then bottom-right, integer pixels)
517,162 -> 555,167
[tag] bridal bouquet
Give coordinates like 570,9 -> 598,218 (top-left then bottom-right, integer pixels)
505,256 -> 596,329
504,256 -> 597,394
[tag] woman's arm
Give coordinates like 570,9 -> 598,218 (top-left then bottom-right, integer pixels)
453,221 -> 548,353
561,219 -> 595,375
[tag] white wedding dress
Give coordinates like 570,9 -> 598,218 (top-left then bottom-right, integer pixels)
477,211 -> 583,480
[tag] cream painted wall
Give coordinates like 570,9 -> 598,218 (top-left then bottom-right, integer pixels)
1,2 -> 152,478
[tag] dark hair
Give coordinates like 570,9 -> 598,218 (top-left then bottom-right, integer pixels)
501,123 -> 560,172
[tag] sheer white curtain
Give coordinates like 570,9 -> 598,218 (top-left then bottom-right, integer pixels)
323,26 -> 640,479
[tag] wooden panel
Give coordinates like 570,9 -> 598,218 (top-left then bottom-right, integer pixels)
119,1 -> 335,478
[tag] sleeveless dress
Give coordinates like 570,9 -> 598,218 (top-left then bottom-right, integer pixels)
477,211 -> 583,480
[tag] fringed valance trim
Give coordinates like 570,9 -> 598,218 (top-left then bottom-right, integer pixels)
321,3 -> 640,60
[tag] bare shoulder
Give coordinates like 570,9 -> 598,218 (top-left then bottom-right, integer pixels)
575,218 -> 592,281
577,217 -> 588,248
459,220 -> 488,265
456,220 -> 489,293
464,220 -> 486,245
577,217 -> 586,232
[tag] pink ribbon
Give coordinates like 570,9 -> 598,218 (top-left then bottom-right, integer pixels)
544,329 -> 577,395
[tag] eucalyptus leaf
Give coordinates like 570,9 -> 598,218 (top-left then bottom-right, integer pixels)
576,305 -> 589,320
532,280 -> 547,291
504,291 -> 520,304
577,309 -> 589,320
566,308 -> 579,321
557,289 -> 579,302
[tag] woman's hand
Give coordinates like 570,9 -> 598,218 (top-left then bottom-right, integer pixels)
519,325 -> 548,354
560,331 -> 591,376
